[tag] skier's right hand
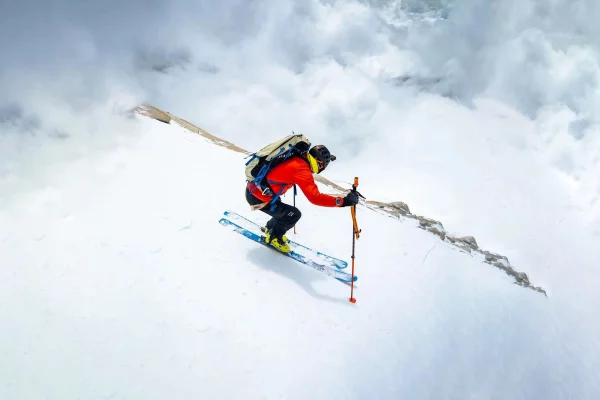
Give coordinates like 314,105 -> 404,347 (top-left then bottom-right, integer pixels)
342,191 -> 359,207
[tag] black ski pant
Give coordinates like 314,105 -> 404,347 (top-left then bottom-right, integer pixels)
245,188 -> 301,240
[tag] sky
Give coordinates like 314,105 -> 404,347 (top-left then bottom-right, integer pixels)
1,0 -> 599,397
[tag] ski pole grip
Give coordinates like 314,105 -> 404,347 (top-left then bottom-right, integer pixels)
353,177 -> 359,190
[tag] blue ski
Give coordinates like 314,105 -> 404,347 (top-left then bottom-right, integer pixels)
219,218 -> 357,283
223,210 -> 348,269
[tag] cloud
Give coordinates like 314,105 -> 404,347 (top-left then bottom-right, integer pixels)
2,0 -> 599,222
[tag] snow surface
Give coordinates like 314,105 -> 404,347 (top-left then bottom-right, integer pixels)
3,0 -> 600,398
1,117 -> 597,400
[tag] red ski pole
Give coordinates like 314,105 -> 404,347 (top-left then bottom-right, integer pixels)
349,177 -> 361,303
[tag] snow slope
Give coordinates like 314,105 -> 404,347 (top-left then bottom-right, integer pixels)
0,116 -> 597,400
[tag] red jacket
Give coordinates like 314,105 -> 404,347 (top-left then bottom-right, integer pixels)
248,157 -> 342,207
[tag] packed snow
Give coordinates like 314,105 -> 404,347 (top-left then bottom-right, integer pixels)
1,116 -> 597,399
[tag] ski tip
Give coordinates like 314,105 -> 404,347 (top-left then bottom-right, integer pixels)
336,276 -> 358,283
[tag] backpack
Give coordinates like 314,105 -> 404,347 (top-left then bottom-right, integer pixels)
245,134 -> 311,203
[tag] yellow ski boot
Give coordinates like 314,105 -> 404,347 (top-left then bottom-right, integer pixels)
264,229 -> 290,253
262,227 -> 288,244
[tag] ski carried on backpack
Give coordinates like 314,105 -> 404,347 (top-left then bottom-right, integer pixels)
223,210 -> 348,270
219,217 -> 357,284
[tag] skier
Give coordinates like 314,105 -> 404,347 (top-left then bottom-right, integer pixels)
245,144 -> 359,253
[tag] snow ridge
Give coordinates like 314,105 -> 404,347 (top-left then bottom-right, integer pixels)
136,104 -> 546,295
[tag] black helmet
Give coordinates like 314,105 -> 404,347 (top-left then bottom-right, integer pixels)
309,145 -> 336,173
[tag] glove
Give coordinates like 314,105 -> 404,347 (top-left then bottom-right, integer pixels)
341,191 -> 359,207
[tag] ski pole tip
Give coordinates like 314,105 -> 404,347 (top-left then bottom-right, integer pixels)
349,297 -> 357,303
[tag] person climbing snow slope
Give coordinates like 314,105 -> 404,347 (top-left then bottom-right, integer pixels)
245,138 -> 359,253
